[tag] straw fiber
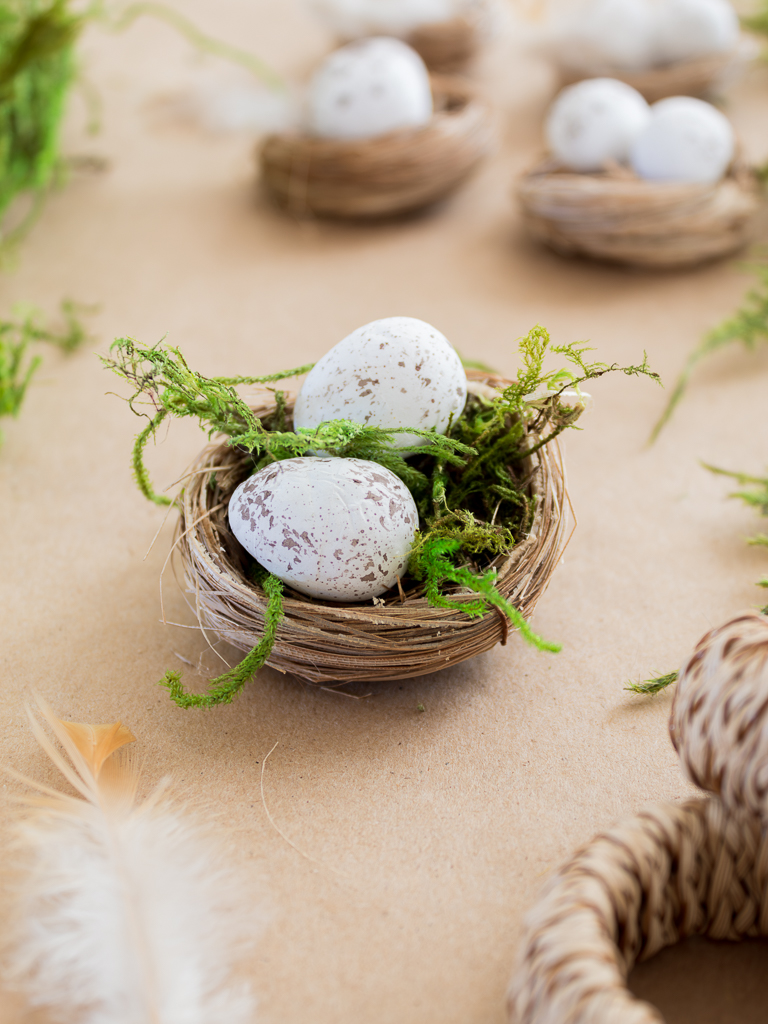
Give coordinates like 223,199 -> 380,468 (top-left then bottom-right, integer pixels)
171,373 -> 569,685
517,158 -> 762,268
259,75 -> 494,220
508,610 -> 768,1024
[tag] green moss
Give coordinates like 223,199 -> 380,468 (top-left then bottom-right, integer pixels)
0,298 -> 87,443
161,569 -> 284,708
0,0 -> 80,243
0,1 -> 282,252
626,671 -> 679,696
105,328 -> 659,708
650,263 -> 768,442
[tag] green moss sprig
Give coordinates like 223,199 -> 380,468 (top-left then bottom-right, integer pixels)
0,0 -> 281,253
650,262 -> 768,442
104,328 -> 659,708
743,3 -> 768,40
703,460 -> 768,591
0,299 -> 87,444
625,670 -> 679,696
627,456 -> 768,699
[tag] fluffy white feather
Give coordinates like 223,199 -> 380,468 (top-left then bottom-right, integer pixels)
2,696 -> 256,1024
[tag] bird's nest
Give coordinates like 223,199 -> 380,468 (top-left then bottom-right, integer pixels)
556,37 -> 755,103
406,12 -> 486,74
517,158 -> 763,268
259,75 -> 495,220
172,373 -> 569,686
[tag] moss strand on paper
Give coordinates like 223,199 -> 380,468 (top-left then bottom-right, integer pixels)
98,1 -> 283,89
0,300 -> 88,444
161,570 -> 284,708
0,0 -> 280,255
650,264 -> 768,442
626,671 -> 679,696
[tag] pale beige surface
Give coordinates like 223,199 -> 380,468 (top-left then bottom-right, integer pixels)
1,3 -> 768,1022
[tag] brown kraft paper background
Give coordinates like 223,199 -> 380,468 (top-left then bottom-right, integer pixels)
1,2 -> 768,1021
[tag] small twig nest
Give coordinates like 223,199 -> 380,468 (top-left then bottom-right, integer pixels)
517,158 -> 763,268
259,75 -> 495,220
171,373 -> 569,685
508,610 -> 768,1024
406,14 -> 484,74
557,38 -> 754,103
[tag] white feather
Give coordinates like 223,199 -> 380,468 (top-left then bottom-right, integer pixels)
2,697 -> 256,1024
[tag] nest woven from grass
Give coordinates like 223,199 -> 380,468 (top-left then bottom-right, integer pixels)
517,158 -> 763,269
259,75 -> 495,220
406,15 -> 483,74
171,373 -> 569,686
508,610 -> 768,1024
557,39 -> 753,103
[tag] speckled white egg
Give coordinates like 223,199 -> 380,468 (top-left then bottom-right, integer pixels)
307,37 -> 433,141
562,0 -> 657,72
653,0 -> 739,65
629,96 -> 734,183
293,316 -> 467,450
228,457 -> 418,602
307,0 -> 475,37
546,78 -> 651,172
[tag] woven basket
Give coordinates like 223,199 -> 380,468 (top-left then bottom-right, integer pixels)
517,158 -> 762,268
508,610 -> 768,1024
557,38 -> 753,103
259,75 -> 494,220
170,373 -> 569,686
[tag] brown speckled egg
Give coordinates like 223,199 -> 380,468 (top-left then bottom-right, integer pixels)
293,316 -> 467,449
228,457 -> 419,602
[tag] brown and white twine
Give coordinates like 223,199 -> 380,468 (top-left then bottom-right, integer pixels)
508,610 -> 768,1023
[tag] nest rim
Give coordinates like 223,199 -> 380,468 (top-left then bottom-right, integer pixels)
259,74 -> 495,221
516,157 -> 763,268
171,371 -> 570,686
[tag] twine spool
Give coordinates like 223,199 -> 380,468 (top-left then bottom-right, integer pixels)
171,372 -> 570,685
259,76 -> 494,220
556,39 -> 754,104
508,610 -> 768,1023
508,799 -> 768,1024
516,159 -> 762,268
671,610 -> 768,821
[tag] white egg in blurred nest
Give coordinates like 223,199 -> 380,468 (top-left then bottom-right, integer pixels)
306,37 -> 433,141
653,0 -> 739,65
306,0 -> 478,38
228,457 -> 418,602
293,316 -> 467,449
559,0 -> 657,72
630,96 -> 734,183
546,79 -> 650,172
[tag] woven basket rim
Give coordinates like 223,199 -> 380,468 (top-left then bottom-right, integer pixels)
516,158 -> 763,268
170,371 -> 571,684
